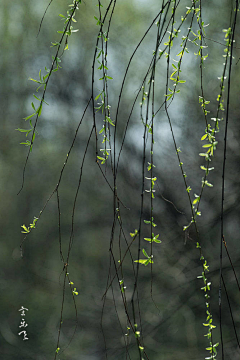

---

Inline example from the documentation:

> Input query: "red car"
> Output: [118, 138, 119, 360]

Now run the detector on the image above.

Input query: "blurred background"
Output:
[1, 0, 240, 359]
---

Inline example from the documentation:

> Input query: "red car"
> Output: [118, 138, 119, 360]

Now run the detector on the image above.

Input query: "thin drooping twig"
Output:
[37, 0, 55, 37]
[223, 236, 240, 292]
[20, 97, 91, 256]
[219, 3, 238, 357]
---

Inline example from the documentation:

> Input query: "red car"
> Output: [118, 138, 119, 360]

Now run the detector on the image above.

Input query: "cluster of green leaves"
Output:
[94, 11, 114, 165]
[125, 323, 144, 357]
[182, 22, 235, 359]
[95, 91, 114, 164]
[21, 216, 38, 234]
[135, 167, 161, 266]
[195, 26, 232, 209]
[188, 16, 209, 63]
[69, 281, 79, 296]
[199, 122, 219, 161]
[162, 4, 221, 357]
[196, 243, 219, 359]
[119, 279, 126, 293]
[198, 26, 233, 177]
[139, 87, 148, 107]
[140, 86, 154, 136]
[165, 32, 187, 101]
[145, 176, 157, 199]
[134, 248, 154, 267]
[183, 26, 231, 233]
[16, 0, 81, 151]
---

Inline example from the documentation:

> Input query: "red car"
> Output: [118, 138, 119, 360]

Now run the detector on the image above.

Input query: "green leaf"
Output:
[144, 237, 152, 242]
[134, 259, 153, 266]
[205, 181, 213, 187]
[95, 92, 103, 101]
[33, 94, 41, 101]
[177, 50, 184, 57]
[21, 224, 30, 233]
[51, 42, 60, 47]
[97, 156, 106, 164]
[134, 259, 148, 265]
[193, 197, 200, 205]
[142, 248, 148, 257]
[20, 140, 31, 147]
[73, 288, 78, 295]
[202, 144, 212, 148]
[36, 104, 42, 116]
[29, 77, 42, 84]
[165, 93, 172, 101]
[106, 116, 115, 126]
[144, 259, 151, 266]
[201, 134, 208, 140]
[24, 113, 36, 121]
[170, 71, 177, 79]
[130, 229, 138, 237]
[43, 73, 49, 81]
[16, 128, 32, 134]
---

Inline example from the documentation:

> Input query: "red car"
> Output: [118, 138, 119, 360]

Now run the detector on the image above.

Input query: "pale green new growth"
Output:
[21, 217, 38, 234]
